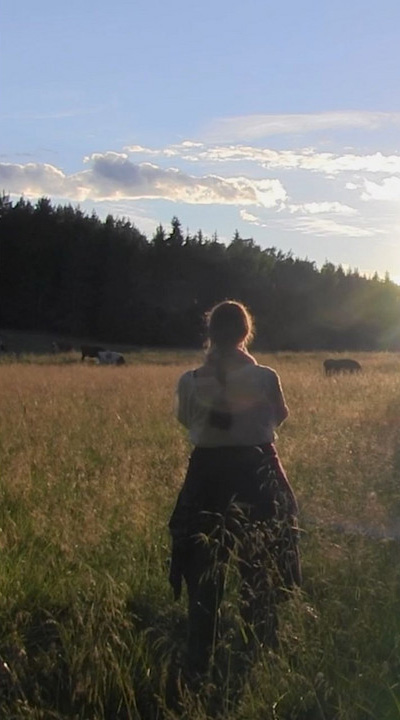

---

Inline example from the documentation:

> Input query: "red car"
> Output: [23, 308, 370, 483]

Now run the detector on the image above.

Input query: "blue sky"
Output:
[2, 0, 400, 280]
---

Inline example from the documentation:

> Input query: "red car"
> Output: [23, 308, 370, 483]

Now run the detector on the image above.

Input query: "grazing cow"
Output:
[323, 358, 362, 376]
[52, 340, 73, 353]
[81, 344, 105, 361]
[97, 350, 126, 365]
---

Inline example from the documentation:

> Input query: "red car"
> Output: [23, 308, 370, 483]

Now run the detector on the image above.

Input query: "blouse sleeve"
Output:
[262, 368, 289, 428]
[272, 370, 289, 426]
[174, 372, 193, 428]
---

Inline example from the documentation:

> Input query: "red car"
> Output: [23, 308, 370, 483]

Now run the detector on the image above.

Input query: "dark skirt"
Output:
[168, 444, 301, 601]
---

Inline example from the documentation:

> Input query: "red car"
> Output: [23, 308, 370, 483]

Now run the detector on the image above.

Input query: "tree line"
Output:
[1, 194, 400, 351]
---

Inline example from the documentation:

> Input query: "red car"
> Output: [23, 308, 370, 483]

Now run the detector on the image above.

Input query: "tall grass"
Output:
[0, 352, 399, 718]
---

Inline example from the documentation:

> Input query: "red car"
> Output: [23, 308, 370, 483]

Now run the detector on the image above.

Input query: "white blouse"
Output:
[175, 363, 288, 447]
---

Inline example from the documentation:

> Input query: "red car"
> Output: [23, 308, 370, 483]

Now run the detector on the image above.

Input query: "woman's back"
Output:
[176, 361, 288, 447]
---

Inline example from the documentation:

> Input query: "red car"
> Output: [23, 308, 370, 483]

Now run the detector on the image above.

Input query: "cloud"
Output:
[85, 153, 287, 207]
[289, 201, 358, 216]
[293, 216, 372, 238]
[361, 177, 400, 201]
[239, 200, 360, 233]
[0, 162, 72, 196]
[182, 144, 400, 176]
[126, 141, 400, 177]
[124, 141, 204, 161]
[125, 140, 204, 157]
[0, 153, 287, 209]
[120, 144, 161, 156]
[204, 111, 400, 142]
[240, 209, 262, 224]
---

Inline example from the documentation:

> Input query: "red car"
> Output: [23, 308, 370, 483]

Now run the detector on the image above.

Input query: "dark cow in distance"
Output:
[324, 358, 362, 376]
[81, 344, 105, 361]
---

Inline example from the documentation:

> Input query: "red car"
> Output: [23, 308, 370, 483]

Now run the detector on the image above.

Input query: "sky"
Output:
[2, 0, 400, 281]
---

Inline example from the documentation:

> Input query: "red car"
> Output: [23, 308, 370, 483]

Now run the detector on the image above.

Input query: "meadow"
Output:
[0, 349, 399, 719]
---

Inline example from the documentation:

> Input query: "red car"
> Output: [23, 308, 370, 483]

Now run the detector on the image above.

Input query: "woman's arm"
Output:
[266, 369, 289, 427]
[174, 372, 193, 428]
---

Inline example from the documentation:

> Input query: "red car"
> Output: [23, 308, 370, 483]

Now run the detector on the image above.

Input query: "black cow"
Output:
[81, 344, 105, 361]
[323, 358, 362, 376]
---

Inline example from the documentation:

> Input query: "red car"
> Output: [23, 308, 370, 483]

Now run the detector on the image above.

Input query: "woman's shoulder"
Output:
[252, 363, 281, 384]
[256, 363, 278, 374]
[177, 367, 203, 390]
[178, 369, 195, 385]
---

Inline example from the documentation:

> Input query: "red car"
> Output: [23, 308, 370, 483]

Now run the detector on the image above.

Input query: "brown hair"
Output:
[206, 300, 255, 350]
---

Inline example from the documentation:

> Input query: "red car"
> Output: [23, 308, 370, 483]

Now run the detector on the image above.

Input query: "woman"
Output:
[168, 300, 301, 675]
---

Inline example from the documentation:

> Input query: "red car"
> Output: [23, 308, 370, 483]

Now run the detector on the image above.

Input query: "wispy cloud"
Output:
[125, 142, 400, 176]
[289, 201, 358, 216]
[204, 111, 400, 142]
[292, 216, 373, 238]
[240, 201, 367, 235]
[125, 141, 204, 159]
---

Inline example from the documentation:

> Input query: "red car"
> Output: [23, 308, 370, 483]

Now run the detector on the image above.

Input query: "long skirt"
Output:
[168, 444, 301, 674]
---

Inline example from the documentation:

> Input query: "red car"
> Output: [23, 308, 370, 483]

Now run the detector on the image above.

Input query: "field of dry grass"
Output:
[0, 350, 399, 718]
